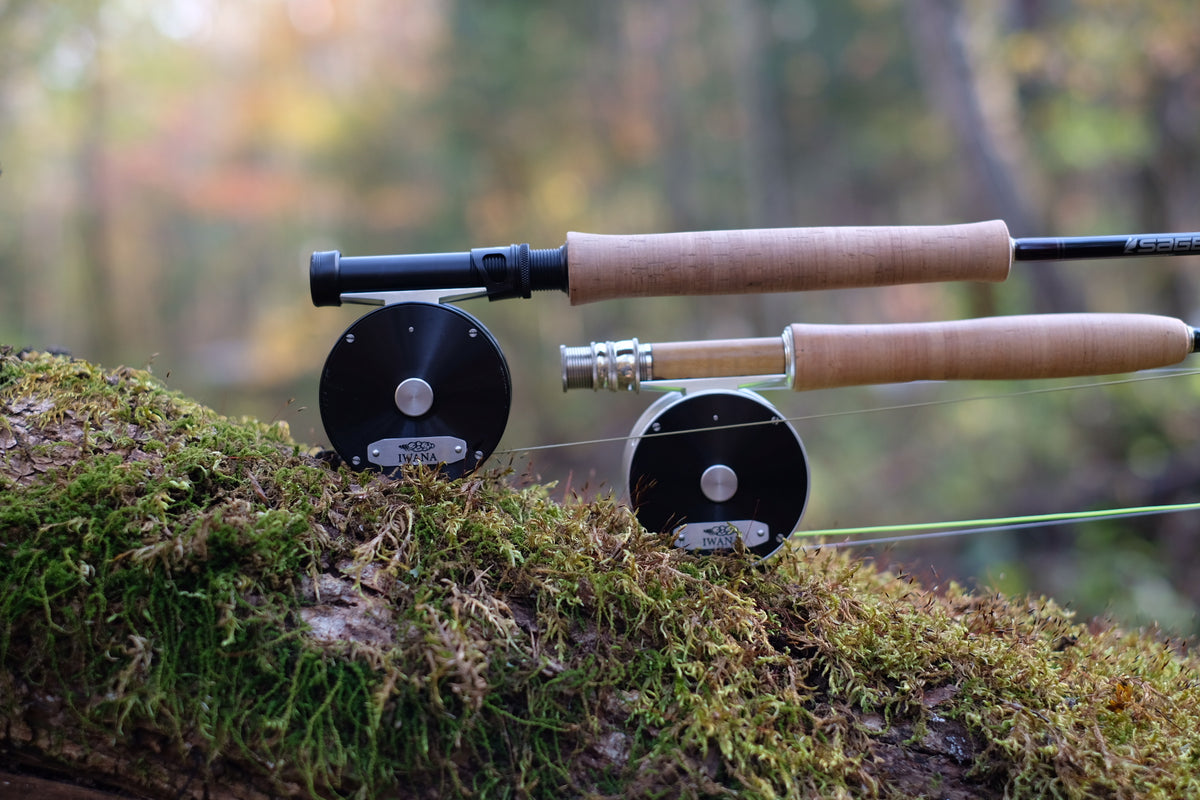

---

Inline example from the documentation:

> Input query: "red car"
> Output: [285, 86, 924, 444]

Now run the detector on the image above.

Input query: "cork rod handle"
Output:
[787, 314, 1195, 390]
[651, 338, 786, 381]
[566, 220, 1012, 305]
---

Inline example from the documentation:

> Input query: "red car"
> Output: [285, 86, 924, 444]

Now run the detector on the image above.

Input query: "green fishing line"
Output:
[795, 501, 1200, 540]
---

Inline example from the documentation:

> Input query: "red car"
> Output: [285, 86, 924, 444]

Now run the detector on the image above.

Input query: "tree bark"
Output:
[5, 348, 1200, 798]
[0, 769, 127, 800]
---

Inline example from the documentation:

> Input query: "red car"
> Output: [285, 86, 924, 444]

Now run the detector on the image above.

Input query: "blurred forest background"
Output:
[4, 0, 1200, 635]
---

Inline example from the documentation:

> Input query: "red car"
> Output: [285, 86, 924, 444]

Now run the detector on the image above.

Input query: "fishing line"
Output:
[496, 366, 1200, 457]
[790, 501, 1200, 550]
[495, 367, 1200, 550]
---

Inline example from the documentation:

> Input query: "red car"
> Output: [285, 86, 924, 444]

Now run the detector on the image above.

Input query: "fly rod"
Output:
[310, 221, 1200, 307]
[309, 221, 1200, 487]
[558, 313, 1199, 560]
[560, 313, 1199, 392]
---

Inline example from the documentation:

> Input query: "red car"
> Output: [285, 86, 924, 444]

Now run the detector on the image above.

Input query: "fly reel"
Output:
[561, 335, 808, 561]
[319, 301, 510, 479]
[563, 314, 1199, 560]
[622, 388, 809, 561]
[309, 244, 565, 478]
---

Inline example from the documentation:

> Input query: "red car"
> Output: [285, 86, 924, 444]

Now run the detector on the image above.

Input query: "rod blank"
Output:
[1014, 233, 1200, 261]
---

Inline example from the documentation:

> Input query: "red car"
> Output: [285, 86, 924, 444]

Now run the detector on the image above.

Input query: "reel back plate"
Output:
[319, 302, 511, 479]
[624, 389, 809, 560]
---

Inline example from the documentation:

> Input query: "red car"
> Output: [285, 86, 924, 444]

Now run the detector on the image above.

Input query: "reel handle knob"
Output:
[565, 220, 1012, 305]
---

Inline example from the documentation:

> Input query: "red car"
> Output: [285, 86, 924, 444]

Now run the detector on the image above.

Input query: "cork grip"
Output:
[787, 314, 1195, 390]
[652, 337, 786, 380]
[565, 220, 1012, 305]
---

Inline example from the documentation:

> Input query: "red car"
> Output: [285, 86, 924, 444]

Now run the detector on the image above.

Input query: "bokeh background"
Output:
[4, 0, 1200, 634]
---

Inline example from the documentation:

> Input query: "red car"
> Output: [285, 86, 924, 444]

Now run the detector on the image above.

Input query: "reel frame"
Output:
[622, 386, 810, 562]
[316, 286, 512, 480]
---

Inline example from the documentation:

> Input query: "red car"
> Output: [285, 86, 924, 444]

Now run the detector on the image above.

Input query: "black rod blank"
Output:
[1014, 233, 1200, 261]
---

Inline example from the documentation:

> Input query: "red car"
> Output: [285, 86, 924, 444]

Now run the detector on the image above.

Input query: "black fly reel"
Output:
[318, 302, 511, 479]
[310, 242, 568, 479]
[623, 389, 810, 561]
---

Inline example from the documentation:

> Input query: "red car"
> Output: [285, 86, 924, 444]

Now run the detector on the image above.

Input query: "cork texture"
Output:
[787, 314, 1193, 390]
[566, 220, 1012, 304]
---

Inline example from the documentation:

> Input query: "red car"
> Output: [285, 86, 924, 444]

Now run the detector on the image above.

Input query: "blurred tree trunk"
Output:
[655, 0, 705, 232]
[0, 0, 39, 74]
[0, 0, 44, 344]
[904, 0, 1083, 315]
[76, 6, 119, 362]
[1140, 73, 1200, 321]
[730, 0, 792, 229]
[730, 0, 797, 331]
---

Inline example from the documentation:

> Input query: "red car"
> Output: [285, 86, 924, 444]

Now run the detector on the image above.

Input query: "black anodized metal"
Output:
[626, 390, 808, 561]
[1014, 233, 1200, 261]
[309, 244, 568, 306]
[318, 302, 511, 479]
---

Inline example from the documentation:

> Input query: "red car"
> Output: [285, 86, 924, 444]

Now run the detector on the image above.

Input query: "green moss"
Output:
[4, 346, 1200, 798]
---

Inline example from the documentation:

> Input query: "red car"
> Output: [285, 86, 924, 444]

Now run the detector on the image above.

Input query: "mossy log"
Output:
[2, 346, 1199, 799]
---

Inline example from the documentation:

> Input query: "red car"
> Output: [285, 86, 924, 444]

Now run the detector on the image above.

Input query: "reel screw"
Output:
[345, 333, 356, 343]
[468, 328, 478, 338]
[408, 326, 415, 333]
[651, 422, 661, 432]
[351, 455, 361, 466]
[474, 450, 483, 461]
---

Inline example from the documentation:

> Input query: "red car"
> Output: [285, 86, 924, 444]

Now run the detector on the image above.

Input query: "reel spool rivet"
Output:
[700, 464, 738, 503]
[395, 377, 435, 417]
[408, 326, 414, 333]
[372, 448, 380, 457]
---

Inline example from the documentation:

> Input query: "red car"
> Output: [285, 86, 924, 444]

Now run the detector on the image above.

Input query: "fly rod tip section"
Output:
[1013, 232, 1200, 262]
